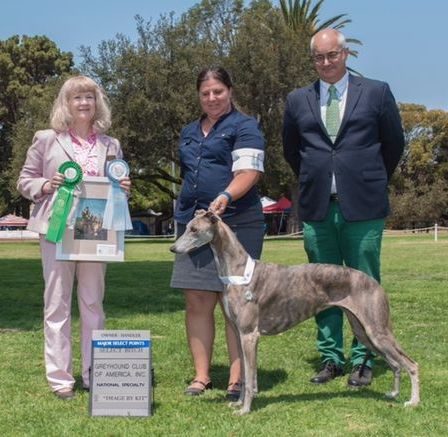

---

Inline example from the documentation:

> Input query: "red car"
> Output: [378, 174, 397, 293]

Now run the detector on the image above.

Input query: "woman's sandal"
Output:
[184, 379, 213, 396]
[226, 381, 242, 401]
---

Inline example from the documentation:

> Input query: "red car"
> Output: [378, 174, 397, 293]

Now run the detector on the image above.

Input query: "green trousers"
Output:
[303, 201, 385, 368]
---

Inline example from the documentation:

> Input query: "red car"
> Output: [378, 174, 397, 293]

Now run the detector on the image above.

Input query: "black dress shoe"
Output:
[348, 365, 373, 388]
[310, 362, 344, 384]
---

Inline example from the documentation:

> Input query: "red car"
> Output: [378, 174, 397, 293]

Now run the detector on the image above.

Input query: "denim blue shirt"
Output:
[175, 108, 265, 224]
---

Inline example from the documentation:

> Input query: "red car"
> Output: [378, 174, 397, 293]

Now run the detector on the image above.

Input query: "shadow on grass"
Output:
[203, 366, 396, 412]
[205, 364, 288, 392]
[249, 387, 395, 412]
[0, 258, 183, 331]
[204, 362, 392, 409]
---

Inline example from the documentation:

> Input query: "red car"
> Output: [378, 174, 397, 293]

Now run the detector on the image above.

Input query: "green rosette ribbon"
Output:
[45, 161, 83, 243]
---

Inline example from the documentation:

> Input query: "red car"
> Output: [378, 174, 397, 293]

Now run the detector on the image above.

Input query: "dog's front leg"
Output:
[228, 323, 244, 408]
[236, 330, 259, 415]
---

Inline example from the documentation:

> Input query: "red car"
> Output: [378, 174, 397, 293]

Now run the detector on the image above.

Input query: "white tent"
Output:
[260, 196, 276, 208]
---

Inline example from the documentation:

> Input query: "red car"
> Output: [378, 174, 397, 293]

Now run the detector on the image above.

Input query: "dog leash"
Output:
[219, 256, 255, 285]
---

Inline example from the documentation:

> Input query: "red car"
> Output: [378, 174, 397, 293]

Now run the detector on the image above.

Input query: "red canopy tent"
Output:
[0, 214, 28, 228]
[262, 197, 292, 234]
[262, 196, 292, 214]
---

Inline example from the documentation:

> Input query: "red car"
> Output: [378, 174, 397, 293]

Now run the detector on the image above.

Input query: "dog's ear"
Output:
[205, 210, 220, 224]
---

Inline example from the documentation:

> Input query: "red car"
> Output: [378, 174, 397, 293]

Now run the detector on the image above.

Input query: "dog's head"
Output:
[169, 209, 221, 254]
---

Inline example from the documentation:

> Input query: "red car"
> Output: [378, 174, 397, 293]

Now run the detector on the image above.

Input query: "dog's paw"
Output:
[404, 398, 419, 407]
[233, 407, 250, 416]
[228, 399, 242, 408]
[385, 390, 399, 400]
[232, 399, 243, 406]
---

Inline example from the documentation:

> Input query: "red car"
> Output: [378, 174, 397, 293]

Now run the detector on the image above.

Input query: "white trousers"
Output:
[40, 237, 106, 391]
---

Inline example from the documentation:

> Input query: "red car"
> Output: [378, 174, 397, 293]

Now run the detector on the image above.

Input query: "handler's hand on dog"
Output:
[209, 194, 229, 215]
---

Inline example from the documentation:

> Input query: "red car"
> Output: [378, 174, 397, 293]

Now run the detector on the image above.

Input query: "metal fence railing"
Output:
[1, 224, 447, 241]
[264, 224, 448, 241]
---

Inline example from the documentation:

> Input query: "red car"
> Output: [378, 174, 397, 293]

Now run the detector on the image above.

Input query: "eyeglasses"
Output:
[312, 49, 345, 64]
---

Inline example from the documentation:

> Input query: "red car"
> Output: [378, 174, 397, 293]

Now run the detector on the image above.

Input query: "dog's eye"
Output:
[190, 226, 197, 233]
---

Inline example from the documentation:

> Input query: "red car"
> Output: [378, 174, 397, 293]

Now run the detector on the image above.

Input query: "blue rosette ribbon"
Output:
[103, 159, 133, 231]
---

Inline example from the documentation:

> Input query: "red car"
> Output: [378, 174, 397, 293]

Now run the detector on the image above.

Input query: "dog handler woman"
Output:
[17, 76, 130, 400]
[170, 67, 265, 398]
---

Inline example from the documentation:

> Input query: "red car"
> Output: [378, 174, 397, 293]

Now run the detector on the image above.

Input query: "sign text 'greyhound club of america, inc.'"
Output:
[90, 330, 152, 417]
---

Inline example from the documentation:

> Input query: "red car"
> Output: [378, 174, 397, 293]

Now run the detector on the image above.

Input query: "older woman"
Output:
[17, 76, 130, 400]
[171, 67, 265, 399]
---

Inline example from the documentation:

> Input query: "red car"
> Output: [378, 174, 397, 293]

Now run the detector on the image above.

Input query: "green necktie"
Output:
[326, 85, 340, 141]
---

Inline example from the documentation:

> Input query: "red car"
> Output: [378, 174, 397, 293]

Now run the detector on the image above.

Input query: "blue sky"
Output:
[1, 0, 446, 110]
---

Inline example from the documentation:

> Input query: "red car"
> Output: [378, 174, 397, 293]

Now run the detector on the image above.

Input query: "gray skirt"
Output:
[170, 204, 265, 292]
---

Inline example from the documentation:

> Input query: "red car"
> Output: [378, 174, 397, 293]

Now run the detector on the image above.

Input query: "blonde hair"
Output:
[50, 75, 112, 133]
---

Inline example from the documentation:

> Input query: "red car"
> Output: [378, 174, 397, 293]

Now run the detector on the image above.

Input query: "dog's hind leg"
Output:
[386, 367, 401, 401]
[374, 338, 420, 406]
[343, 309, 377, 353]
[343, 309, 419, 406]
[236, 330, 260, 415]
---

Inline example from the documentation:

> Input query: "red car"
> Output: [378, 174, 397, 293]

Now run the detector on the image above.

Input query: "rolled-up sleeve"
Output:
[232, 118, 265, 172]
[231, 148, 264, 172]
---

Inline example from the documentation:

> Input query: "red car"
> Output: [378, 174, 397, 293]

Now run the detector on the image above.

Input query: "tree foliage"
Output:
[0, 35, 73, 214]
[280, 0, 349, 33]
[227, 1, 314, 198]
[389, 104, 448, 227]
[8, 78, 68, 216]
[79, 15, 211, 210]
[5, 2, 448, 228]
[78, 0, 318, 214]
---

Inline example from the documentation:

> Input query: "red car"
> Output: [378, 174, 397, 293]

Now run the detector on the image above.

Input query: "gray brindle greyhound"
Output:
[170, 210, 420, 415]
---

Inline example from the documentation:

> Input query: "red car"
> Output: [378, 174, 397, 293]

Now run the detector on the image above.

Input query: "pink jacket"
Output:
[17, 129, 123, 234]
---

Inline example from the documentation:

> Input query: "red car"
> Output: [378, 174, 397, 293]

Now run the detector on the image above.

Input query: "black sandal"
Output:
[184, 379, 213, 396]
[226, 381, 241, 401]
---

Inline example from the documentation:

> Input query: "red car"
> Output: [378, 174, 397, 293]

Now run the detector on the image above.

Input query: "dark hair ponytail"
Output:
[196, 66, 233, 91]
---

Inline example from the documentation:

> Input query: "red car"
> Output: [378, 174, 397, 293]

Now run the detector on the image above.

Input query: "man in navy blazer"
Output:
[283, 29, 404, 387]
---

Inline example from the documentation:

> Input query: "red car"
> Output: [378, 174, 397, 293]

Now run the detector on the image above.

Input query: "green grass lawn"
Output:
[0, 235, 447, 436]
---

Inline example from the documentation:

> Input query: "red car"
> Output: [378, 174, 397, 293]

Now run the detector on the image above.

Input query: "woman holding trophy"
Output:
[17, 76, 131, 400]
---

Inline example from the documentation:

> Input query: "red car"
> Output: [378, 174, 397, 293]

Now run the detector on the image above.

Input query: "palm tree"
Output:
[279, 0, 362, 59]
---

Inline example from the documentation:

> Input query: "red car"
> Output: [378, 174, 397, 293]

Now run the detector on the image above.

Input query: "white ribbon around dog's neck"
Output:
[219, 256, 255, 285]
